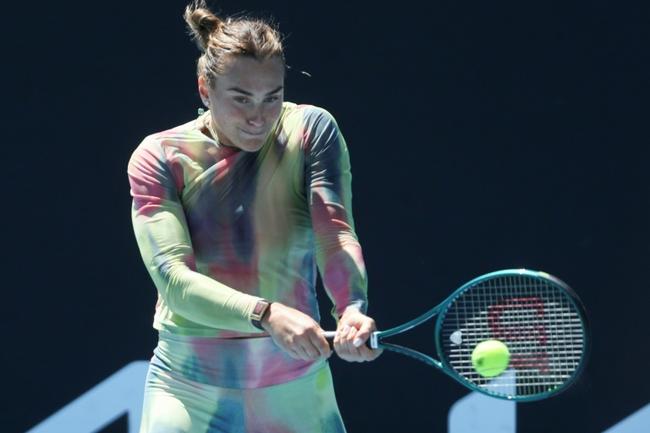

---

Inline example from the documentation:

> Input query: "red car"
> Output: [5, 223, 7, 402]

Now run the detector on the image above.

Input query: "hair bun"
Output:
[184, 1, 223, 51]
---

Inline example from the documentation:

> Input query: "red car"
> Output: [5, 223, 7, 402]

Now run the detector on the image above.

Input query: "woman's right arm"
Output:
[127, 138, 262, 333]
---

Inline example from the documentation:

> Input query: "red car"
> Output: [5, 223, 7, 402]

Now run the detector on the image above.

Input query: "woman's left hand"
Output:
[333, 307, 383, 362]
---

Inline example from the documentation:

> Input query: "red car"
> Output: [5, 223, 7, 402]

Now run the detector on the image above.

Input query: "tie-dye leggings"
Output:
[139, 348, 347, 433]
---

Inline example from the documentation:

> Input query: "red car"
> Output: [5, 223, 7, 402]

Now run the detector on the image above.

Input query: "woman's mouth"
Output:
[240, 128, 266, 137]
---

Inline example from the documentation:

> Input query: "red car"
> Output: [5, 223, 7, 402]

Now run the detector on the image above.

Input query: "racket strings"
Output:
[440, 274, 586, 399]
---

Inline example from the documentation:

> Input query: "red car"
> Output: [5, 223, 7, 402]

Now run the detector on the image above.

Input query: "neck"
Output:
[201, 111, 221, 146]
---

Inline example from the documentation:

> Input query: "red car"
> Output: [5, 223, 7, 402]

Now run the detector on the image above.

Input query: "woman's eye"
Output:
[234, 97, 250, 104]
[265, 96, 279, 103]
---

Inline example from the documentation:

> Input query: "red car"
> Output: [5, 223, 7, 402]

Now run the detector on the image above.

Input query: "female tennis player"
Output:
[127, 1, 381, 431]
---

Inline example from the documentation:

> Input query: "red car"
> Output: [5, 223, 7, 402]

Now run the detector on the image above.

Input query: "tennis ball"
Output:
[471, 339, 510, 377]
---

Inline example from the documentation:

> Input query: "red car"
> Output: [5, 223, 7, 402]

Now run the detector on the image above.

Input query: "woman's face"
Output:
[199, 55, 285, 152]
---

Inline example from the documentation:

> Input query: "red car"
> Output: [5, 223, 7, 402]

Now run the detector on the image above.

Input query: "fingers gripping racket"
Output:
[325, 269, 588, 401]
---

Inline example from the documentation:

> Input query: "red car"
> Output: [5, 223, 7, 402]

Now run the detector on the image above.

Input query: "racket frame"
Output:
[364, 269, 589, 401]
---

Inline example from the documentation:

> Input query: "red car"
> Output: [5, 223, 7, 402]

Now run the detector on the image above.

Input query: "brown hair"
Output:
[184, 1, 285, 87]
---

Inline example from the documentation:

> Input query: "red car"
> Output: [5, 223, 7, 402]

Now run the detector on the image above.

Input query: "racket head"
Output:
[435, 269, 588, 401]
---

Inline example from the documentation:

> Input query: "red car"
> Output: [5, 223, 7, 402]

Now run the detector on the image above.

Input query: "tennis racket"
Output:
[324, 269, 588, 401]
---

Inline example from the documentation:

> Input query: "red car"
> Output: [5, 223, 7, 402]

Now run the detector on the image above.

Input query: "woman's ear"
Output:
[198, 75, 210, 107]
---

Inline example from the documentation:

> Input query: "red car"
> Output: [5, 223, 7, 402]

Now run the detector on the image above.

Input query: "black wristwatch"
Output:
[250, 299, 272, 330]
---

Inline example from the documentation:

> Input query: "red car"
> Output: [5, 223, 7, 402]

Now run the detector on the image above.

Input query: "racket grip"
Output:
[322, 331, 378, 349]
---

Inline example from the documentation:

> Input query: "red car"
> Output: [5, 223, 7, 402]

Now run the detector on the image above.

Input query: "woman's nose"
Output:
[247, 106, 264, 127]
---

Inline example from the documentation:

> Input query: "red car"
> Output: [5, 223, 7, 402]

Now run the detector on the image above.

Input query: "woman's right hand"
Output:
[261, 302, 332, 361]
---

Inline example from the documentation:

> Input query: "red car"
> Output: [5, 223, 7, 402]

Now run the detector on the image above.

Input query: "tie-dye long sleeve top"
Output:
[128, 102, 368, 338]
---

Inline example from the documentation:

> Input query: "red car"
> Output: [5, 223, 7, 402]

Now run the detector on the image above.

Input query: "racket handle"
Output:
[321, 331, 378, 349]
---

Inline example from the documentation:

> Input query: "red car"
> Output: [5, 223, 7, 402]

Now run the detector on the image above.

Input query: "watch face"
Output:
[251, 300, 271, 328]
[253, 300, 269, 318]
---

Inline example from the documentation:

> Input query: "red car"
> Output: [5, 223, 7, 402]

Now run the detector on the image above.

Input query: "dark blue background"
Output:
[4, 1, 649, 432]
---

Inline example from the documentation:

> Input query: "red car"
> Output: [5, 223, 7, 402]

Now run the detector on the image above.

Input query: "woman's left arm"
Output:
[306, 108, 381, 362]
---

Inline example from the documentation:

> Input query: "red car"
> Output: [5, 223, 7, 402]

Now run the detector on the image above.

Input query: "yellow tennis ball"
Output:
[471, 339, 510, 377]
